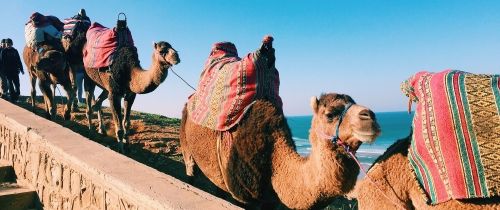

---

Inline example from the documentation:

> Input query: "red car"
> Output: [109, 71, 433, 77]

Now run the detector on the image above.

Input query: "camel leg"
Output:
[68, 64, 79, 111]
[61, 80, 74, 120]
[38, 80, 55, 119]
[108, 93, 125, 153]
[122, 93, 136, 145]
[84, 75, 96, 132]
[29, 73, 37, 112]
[93, 90, 108, 135]
[180, 106, 196, 177]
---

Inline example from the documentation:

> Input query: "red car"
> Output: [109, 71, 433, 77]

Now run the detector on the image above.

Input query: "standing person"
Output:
[0, 38, 24, 102]
[0, 39, 9, 99]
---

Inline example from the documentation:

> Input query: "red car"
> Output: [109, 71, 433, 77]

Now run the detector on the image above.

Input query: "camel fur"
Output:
[84, 42, 180, 152]
[180, 93, 381, 209]
[356, 136, 500, 210]
[62, 19, 90, 110]
[23, 33, 75, 120]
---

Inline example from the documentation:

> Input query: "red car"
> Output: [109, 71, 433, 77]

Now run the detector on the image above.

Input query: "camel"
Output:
[61, 17, 90, 110]
[356, 137, 500, 210]
[23, 33, 75, 120]
[84, 42, 180, 152]
[180, 93, 381, 209]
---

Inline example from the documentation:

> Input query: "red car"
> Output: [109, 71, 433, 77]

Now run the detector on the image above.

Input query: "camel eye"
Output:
[326, 113, 335, 122]
[159, 49, 168, 54]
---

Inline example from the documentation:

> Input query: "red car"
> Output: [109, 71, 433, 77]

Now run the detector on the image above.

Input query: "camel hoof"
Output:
[64, 112, 71, 120]
[98, 128, 106, 135]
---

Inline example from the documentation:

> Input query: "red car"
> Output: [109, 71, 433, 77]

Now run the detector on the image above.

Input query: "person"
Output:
[0, 38, 24, 102]
[0, 39, 9, 99]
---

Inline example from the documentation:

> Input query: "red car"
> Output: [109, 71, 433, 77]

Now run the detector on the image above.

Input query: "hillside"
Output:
[13, 96, 356, 210]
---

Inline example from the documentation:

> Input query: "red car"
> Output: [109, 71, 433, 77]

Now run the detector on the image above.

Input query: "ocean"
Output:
[287, 111, 414, 171]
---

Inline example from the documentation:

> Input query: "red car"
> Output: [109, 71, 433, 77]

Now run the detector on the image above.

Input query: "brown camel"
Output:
[84, 42, 180, 152]
[62, 17, 91, 110]
[356, 137, 500, 209]
[23, 33, 75, 120]
[180, 93, 381, 209]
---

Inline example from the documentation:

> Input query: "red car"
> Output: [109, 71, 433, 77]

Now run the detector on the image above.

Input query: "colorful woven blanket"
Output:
[83, 22, 134, 68]
[401, 70, 500, 204]
[187, 42, 282, 131]
[63, 18, 90, 38]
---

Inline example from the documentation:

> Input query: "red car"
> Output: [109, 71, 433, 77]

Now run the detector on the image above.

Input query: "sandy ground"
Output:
[13, 95, 357, 209]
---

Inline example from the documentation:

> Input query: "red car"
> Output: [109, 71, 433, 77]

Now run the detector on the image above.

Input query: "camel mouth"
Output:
[352, 130, 380, 143]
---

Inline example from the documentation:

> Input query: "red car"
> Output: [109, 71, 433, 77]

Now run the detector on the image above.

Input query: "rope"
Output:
[347, 151, 408, 210]
[170, 67, 196, 91]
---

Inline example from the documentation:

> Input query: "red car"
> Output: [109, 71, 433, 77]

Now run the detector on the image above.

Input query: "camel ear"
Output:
[310, 96, 319, 113]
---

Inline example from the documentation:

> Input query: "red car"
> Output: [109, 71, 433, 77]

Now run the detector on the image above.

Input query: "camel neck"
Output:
[128, 56, 169, 94]
[269, 128, 356, 209]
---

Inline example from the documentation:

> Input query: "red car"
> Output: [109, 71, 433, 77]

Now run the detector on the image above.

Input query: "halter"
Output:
[331, 103, 353, 146]
[315, 103, 407, 209]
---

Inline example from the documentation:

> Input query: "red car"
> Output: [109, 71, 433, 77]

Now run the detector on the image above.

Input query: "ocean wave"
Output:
[356, 149, 386, 154]
[292, 137, 309, 141]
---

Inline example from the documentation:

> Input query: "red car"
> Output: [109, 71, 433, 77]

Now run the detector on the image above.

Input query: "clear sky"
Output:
[2, 1, 500, 117]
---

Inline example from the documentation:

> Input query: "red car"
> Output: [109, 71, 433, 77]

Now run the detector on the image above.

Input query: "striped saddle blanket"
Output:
[401, 70, 500, 204]
[83, 22, 134, 68]
[63, 18, 90, 38]
[187, 42, 282, 131]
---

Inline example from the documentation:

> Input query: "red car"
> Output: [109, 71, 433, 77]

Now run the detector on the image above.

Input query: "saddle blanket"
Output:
[24, 13, 63, 48]
[402, 70, 500, 204]
[83, 22, 134, 68]
[63, 18, 91, 38]
[187, 42, 282, 131]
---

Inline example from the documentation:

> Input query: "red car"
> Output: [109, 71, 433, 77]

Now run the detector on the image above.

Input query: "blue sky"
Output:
[2, 1, 500, 117]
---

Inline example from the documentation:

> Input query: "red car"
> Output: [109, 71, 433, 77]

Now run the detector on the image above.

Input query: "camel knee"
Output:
[183, 153, 196, 177]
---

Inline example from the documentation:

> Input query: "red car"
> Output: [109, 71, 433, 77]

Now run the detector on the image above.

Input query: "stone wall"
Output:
[0, 99, 240, 210]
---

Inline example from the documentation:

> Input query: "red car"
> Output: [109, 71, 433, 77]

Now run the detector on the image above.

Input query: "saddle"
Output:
[83, 22, 134, 69]
[402, 70, 500, 204]
[62, 17, 91, 39]
[187, 42, 282, 131]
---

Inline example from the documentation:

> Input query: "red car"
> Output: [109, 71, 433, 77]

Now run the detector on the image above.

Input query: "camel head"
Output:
[36, 49, 67, 73]
[153, 41, 180, 67]
[310, 93, 380, 154]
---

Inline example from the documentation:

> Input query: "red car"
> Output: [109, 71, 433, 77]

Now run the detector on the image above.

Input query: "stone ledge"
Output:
[0, 99, 241, 210]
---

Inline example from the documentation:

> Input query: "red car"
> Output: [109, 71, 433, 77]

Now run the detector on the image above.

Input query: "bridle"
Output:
[315, 103, 353, 152]
[315, 103, 408, 210]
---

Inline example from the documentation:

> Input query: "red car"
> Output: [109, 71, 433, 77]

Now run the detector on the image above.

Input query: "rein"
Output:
[315, 103, 407, 210]
[159, 52, 196, 91]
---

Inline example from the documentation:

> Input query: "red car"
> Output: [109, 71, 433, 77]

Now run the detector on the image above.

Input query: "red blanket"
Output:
[187, 42, 282, 131]
[402, 70, 500, 204]
[83, 22, 134, 68]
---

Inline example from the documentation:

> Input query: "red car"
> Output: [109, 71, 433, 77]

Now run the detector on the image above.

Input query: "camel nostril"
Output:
[359, 109, 374, 120]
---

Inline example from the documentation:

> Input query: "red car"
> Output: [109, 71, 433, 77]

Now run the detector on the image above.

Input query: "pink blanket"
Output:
[83, 22, 134, 68]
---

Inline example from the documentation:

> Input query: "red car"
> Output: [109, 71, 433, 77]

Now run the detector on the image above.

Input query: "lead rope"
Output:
[346, 151, 408, 210]
[171, 67, 196, 91]
[159, 54, 196, 91]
